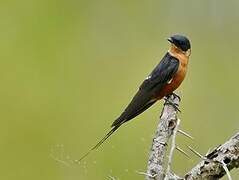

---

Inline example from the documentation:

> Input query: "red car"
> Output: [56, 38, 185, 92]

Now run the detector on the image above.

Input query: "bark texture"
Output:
[184, 132, 239, 180]
[146, 94, 239, 180]
[146, 94, 180, 180]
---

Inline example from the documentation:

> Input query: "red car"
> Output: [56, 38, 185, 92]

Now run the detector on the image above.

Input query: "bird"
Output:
[78, 34, 191, 162]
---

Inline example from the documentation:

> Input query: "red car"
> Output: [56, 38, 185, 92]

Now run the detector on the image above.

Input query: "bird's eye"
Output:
[172, 44, 179, 50]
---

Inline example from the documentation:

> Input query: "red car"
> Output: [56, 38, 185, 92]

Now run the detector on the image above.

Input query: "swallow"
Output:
[78, 34, 191, 161]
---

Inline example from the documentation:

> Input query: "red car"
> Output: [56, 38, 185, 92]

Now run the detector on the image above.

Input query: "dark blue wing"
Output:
[140, 52, 179, 91]
[112, 52, 179, 127]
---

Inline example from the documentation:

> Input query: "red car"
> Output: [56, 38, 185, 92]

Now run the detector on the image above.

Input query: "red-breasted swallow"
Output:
[79, 34, 191, 161]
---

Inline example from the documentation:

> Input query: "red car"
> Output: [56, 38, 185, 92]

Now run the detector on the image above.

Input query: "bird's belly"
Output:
[156, 66, 187, 99]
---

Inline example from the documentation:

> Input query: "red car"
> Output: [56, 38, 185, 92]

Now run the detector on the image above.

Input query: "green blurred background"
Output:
[1, 0, 239, 179]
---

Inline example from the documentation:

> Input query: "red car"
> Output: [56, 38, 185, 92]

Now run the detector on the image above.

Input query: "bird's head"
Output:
[167, 34, 191, 56]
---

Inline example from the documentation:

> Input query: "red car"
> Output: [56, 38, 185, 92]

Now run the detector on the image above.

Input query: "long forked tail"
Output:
[77, 124, 121, 162]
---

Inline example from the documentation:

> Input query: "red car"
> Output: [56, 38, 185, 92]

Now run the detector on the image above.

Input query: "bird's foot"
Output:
[164, 97, 181, 112]
[169, 92, 181, 101]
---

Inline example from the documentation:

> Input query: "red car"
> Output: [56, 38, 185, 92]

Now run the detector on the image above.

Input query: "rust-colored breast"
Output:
[156, 48, 189, 99]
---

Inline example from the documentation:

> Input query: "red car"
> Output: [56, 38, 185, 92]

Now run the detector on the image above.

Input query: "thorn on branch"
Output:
[178, 129, 194, 140]
[136, 171, 157, 178]
[176, 146, 190, 159]
[165, 119, 181, 179]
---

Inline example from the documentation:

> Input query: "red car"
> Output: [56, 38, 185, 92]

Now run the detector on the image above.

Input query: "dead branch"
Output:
[145, 94, 239, 180]
[146, 94, 180, 180]
[184, 132, 239, 180]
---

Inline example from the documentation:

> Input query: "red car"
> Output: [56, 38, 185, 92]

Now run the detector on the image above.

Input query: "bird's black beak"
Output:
[167, 37, 173, 43]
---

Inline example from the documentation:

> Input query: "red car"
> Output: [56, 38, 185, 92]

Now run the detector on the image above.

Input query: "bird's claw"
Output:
[164, 98, 181, 112]
[171, 92, 181, 101]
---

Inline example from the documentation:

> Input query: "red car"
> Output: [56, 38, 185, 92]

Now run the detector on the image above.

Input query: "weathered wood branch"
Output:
[145, 94, 239, 180]
[184, 132, 239, 180]
[146, 94, 180, 180]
